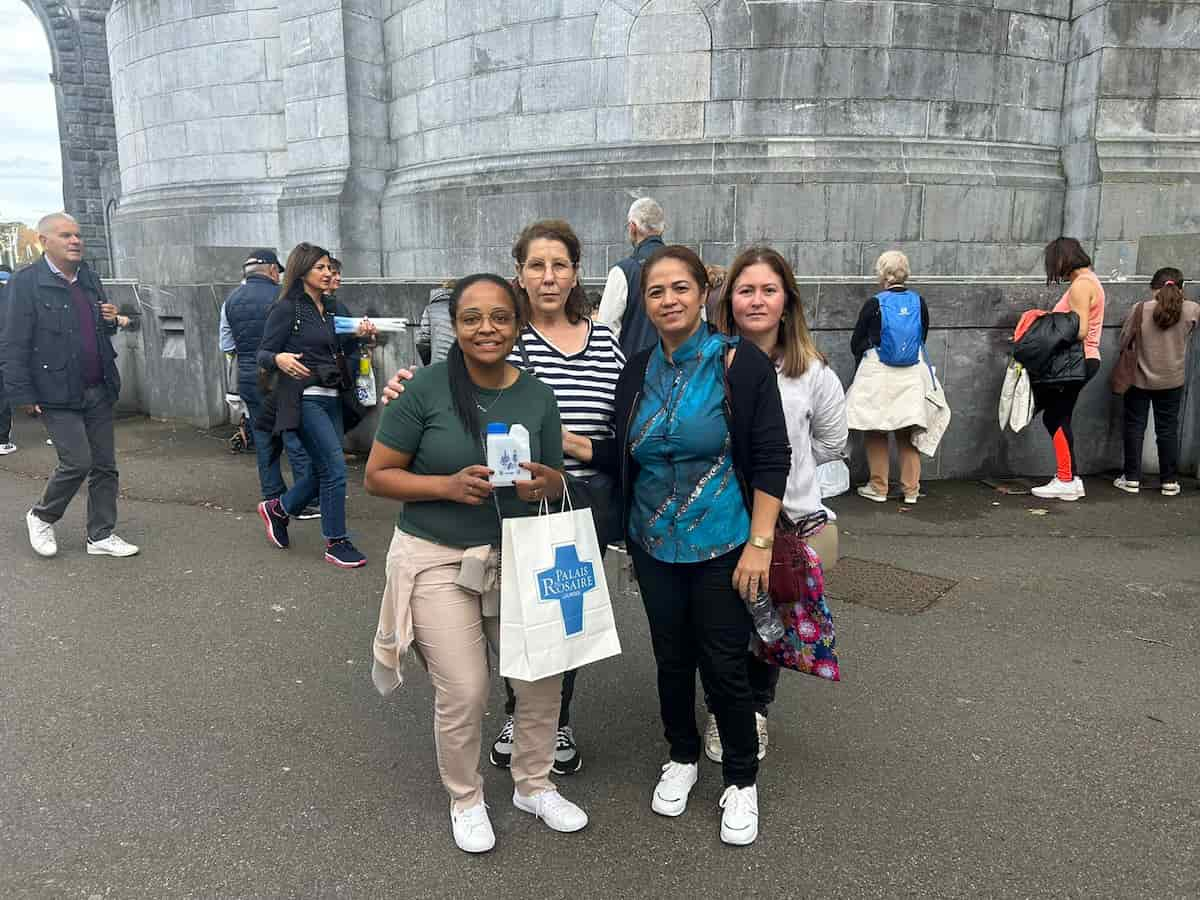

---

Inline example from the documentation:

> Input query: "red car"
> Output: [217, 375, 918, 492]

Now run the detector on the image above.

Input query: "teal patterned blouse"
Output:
[628, 327, 750, 563]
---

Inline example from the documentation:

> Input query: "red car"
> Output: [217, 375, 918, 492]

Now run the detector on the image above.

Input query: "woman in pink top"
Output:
[1113, 267, 1200, 497]
[1031, 238, 1106, 502]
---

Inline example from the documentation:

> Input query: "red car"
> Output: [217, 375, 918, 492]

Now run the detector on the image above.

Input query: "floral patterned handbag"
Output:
[752, 519, 840, 682]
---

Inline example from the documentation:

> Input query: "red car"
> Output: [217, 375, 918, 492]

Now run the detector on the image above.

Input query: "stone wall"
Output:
[106, 276, 1200, 481]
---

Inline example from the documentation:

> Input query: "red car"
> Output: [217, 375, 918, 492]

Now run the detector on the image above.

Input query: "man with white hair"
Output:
[598, 197, 667, 358]
[0, 212, 138, 558]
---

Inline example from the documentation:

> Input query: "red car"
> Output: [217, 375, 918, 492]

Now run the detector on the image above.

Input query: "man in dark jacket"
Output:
[597, 197, 667, 358]
[0, 213, 138, 558]
[220, 249, 312, 509]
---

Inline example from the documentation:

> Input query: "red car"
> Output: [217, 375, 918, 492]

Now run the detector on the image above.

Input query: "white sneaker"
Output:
[856, 484, 888, 503]
[1031, 477, 1085, 501]
[26, 509, 57, 557]
[1113, 476, 1140, 494]
[903, 492, 919, 505]
[755, 712, 768, 761]
[512, 788, 588, 833]
[86, 534, 140, 557]
[719, 784, 759, 846]
[651, 761, 699, 817]
[450, 800, 495, 853]
[1161, 482, 1181, 497]
[0, 442, 16, 455]
[703, 714, 723, 764]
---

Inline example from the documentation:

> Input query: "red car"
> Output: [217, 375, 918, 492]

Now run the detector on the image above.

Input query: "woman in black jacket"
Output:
[255, 242, 374, 568]
[565, 245, 789, 847]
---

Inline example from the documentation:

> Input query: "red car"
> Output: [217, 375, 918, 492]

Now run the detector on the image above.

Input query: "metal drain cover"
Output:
[824, 558, 957, 614]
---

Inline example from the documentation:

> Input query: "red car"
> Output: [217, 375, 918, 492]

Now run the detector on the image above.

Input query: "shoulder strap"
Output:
[516, 329, 532, 369]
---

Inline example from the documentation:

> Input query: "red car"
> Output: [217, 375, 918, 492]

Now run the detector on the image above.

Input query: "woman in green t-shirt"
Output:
[364, 273, 589, 854]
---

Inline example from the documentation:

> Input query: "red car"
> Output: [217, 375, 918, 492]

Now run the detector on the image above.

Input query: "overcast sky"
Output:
[0, 0, 64, 226]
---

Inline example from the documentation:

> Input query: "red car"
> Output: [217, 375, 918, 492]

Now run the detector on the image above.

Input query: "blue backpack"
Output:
[876, 289, 923, 367]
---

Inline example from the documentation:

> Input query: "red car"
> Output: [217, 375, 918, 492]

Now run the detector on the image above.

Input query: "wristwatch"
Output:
[748, 535, 774, 550]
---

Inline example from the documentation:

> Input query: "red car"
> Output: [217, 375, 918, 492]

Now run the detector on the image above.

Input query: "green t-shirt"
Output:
[374, 362, 564, 548]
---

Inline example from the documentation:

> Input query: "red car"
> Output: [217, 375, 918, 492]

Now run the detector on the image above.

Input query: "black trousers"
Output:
[1032, 359, 1100, 478]
[629, 543, 758, 788]
[1122, 386, 1184, 482]
[706, 653, 779, 717]
[0, 370, 11, 443]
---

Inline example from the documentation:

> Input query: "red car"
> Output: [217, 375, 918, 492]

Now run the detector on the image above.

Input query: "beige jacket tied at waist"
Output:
[371, 529, 499, 697]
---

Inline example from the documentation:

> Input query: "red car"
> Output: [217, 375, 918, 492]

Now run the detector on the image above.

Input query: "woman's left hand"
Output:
[516, 462, 563, 504]
[356, 317, 378, 341]
[733, 544, 772, 601]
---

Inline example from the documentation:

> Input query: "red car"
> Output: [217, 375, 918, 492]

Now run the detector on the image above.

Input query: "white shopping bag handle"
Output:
[537, 473, 574, 517]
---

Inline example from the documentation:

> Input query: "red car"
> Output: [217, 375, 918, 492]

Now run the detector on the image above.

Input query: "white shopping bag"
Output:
[499, 489, 622, 681]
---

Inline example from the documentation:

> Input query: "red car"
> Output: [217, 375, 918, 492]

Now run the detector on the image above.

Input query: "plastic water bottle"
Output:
[748, 591, 785, 643]
[355, 353, 377, 407]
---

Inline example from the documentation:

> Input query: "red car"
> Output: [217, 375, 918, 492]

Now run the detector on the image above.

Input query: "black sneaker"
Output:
[324, 538, 366, 569]
[552, 725, 582, 775]
[296, 504, 321, 520]
[489, 715, 514, 768]
[257, 498, 289, 549]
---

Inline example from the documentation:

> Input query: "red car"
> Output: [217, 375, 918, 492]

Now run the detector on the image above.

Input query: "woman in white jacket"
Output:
[704, 245, 848, 764]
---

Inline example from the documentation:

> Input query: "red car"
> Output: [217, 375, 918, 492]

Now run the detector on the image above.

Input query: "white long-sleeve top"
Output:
[779, 360, 848, 522]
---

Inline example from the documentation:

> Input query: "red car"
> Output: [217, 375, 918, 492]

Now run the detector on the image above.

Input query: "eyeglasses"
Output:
[522, 260, 575, 279]
[457, 310, 517, 330]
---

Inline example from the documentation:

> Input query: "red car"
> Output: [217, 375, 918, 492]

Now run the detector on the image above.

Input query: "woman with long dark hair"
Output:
[255, 242, 373, 567]
[703, 245, 846, 764]
[364, 274, 588, 854]
[1114, 267, 1199, 497]
[1031, 237, 1106, 501]
[568, 245, 791, 846]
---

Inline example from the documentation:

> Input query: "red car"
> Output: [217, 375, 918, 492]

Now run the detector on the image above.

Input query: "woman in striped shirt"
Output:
[381, 219, 624, 780]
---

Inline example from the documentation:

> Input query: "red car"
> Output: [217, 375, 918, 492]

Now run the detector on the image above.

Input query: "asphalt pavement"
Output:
[1, 416, 1198, 899]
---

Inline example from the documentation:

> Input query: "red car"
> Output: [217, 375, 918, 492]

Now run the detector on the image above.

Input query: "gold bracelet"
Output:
[748, 535, 774, 550]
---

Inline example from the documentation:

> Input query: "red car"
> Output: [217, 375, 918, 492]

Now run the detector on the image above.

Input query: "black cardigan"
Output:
[590, 330, 791, 540]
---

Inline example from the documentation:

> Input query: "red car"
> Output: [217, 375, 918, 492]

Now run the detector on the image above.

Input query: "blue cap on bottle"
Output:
[485, 422, 508, 434]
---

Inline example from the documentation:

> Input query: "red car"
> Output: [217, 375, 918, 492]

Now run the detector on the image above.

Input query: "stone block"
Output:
[741, 48, 823, 100]
[893, 4, 997, 55]
[347, 57, 387, 101]
[1100, 48, 1160, 99]
[825, 99, 927, 138]
[924, 186, 1014, 242]
[626, 52, 710, 105]
[345, 10, 385, 66]
[709, 0, 752, 50]
[597, 106, 634, 142]
[1067, 6, 1104, 61]
[789, 242, 861, 277]
[402, 0, 446, 53]
[1108, 3, 1200, 51]
[703, 100, 733, 137]
[592, 3, 635, 57]
[390, 48, 435, 96]
[1025, 59, 1065, 109]
[1006, 12, 1059, 61]
[1154, 99, 1200, 137]
[1061, 141, 1100, 185]
[1062, 101, 1096, 143]
[711, 50, 741, 101]
[604, 57, 627, 105]
[435, 35, 473, 81]
[507, 109, 596, 150]
[220, 113, 280, 151]
[648, 184, 736, 243]
[1156, 49, 1200, 98]
[416, 78, 470, 129]
[471, 68, 522, 117]
[185, 120, 223, 155]
[819, 48, 889, 101]
[1095, 98, 1154, 139]
[531, 14, 598, 64]
[731, 99, 823, 137]
[928, 102, 996, 141]
[521, 59, 602, 113]
[954, 53, 997, 104]
[824, 1, 892, 48]
[737, 184, 828, 242]
[628, 12, 711, 55]
[349, 93, 390, 139]
[746, 1, 823, 48]
[1010, 188, 1063, 242]
[994, 0, 1069, 17]
[473, 23, 532, 72]
[215, 39, 269, 85]
[632, 102, 704, 141]
[995, 105, 1060, 145]
[888, 49, 956, 102]
[383, 13, 406, 59]
[828, 183, 923, 243]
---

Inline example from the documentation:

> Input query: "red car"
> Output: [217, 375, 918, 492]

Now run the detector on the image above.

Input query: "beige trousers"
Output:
[864, 428, 921, 497]
[399, 534, 560, 811]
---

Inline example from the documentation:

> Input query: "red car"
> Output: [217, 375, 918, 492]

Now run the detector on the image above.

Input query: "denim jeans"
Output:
[243, 392, 310, 501]
[280, 394, 347, 540]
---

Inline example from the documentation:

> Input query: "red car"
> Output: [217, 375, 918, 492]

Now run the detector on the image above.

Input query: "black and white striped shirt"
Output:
[508, 321, 625, 477]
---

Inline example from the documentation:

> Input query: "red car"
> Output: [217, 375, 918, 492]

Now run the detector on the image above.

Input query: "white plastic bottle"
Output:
[486, 423, 531, 485]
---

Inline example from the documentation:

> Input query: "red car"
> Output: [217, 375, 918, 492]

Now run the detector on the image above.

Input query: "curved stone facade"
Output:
[106, 0, 285, 281]
[380, 0, 1068, 278]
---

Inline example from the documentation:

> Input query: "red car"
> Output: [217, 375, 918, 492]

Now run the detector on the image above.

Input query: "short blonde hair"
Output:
[875, 250, 910, 287]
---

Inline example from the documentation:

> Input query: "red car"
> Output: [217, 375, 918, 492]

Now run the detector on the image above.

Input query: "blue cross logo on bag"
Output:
[536, 544, 597, 637]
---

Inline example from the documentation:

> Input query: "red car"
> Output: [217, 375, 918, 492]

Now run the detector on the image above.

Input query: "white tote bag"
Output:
[499, 487, 622, 682]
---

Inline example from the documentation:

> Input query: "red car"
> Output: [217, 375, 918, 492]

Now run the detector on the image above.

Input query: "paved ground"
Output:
[1, 416, 1198, 899]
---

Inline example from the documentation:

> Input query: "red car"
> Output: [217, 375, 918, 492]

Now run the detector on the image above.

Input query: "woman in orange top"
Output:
[1031, 238, 1105, 502]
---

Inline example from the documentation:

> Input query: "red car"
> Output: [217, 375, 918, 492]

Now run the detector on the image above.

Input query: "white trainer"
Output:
[755, 712, 769, 761]
[719, 784, 759, 846]
[26, 509, 57, 558]
[1161, 482, 1181, 497]
[1113, 476, 1140, 494]
[86, 534, 140, 557]
[856, 484, 888, 503]
[450, 800, 495, 853]
[1031, 477, 1085, 501]
[703, 714, 723, 764]
[0, 442, 17, 455]
[512, 788, 588, 833]
[651, 761, 699, 817]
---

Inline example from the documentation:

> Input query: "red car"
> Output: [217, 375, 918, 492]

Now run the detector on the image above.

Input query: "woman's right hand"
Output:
[275, 352, 311, 378]
[444, 465, 494, 505]
[381, 368, 416, 405]
[562, 428, 594, 463]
